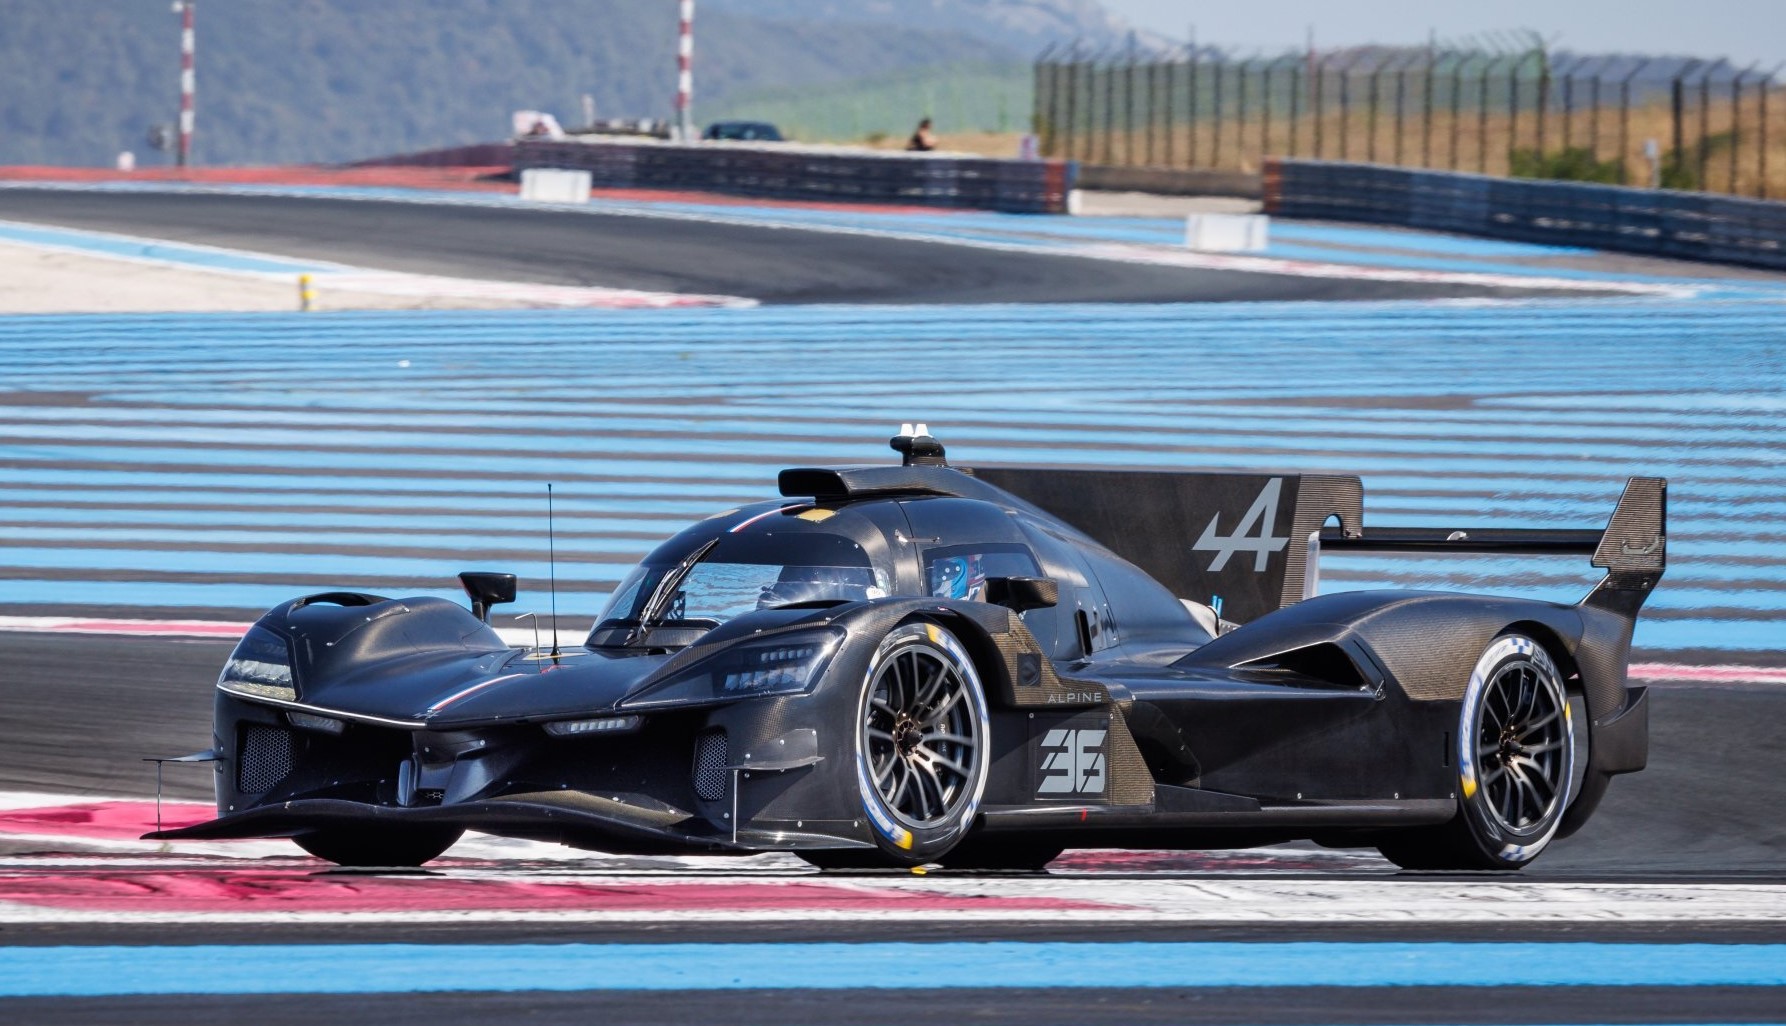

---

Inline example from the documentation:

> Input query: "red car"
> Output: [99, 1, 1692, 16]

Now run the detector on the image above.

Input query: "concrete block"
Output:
[520, 168, 593, 204]
[1185, 213, 1269, 252]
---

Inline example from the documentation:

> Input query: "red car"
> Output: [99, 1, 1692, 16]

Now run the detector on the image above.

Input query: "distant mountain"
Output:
[0, 0, 1139, 168]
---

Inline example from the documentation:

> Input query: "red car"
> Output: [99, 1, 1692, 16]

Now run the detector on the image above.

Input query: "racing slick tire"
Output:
[1378, 633, 1577, 871]
[809, 621, 991, 869]
[293, 825, 464, 867]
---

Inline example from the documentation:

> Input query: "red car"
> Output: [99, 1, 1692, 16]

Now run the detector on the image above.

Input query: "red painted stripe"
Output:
[0, 871, 1113, 914]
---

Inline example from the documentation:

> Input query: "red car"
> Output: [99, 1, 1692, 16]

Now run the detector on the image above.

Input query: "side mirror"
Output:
[459, 571, 517, 623]
[984, 576, 1058, 613]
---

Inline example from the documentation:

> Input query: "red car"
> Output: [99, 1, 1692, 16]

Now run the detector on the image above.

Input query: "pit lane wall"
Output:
[514, 138, 1076, 214]
[1264, 158, 1786, 271]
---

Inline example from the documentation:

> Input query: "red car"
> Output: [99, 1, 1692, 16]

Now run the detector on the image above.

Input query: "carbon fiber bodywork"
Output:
[151, 438, 1663, 865]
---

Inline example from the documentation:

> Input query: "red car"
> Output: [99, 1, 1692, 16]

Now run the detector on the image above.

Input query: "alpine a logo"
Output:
[1037, 728, 1107, 795]
[1193, 477, 1290, 572]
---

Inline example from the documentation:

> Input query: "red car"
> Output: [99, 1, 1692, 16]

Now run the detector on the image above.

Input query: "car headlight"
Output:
[622, 629, 844, 709]
[217, 625, 297, 701]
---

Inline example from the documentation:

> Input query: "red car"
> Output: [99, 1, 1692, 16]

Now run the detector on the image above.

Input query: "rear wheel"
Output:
[293, 825, 463, 867]
[819, 621, 990, 869]
[1378, 634, 1576, 871]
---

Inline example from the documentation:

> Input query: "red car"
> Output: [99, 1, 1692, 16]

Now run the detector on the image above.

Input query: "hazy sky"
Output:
[1100, 1, 1781, 67]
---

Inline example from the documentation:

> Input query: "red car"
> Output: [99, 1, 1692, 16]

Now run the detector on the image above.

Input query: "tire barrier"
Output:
[1265, 159, 1786, 271]
[349, 142, 517, 169]
[516, 139, 1077, 214]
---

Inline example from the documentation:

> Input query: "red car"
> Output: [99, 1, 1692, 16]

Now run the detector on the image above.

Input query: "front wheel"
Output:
[293, 825, 464, 867]
[1378, 634, 1577, 871]
[841, 621, 991, 868]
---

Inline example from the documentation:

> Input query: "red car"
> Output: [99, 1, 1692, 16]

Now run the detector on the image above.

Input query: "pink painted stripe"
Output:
[1630, 662, 1786, 685]
[66, 619, 247, 637]
[0, 801, 213, 840]
[0, 872, 1115, 914]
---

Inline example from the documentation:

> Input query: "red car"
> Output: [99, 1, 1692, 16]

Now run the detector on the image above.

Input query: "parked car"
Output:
[702, 121, 785, 142]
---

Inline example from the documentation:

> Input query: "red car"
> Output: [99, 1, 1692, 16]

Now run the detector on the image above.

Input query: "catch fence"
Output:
[1033, 47, 1783, 198]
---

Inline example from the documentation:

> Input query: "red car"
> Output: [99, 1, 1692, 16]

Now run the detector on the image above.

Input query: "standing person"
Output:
[906, 117, 937, 152]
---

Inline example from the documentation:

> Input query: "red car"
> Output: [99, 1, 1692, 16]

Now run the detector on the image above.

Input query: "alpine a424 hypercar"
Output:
[151, 429, 1665, 871]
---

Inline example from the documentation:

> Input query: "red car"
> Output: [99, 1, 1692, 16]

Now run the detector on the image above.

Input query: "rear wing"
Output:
[1318, 476, 1666, 616]
[968, 466, 1664, 625]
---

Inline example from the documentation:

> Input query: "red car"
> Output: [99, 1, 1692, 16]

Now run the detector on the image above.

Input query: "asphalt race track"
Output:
[0, 188, 1574, 305]
[1, 185, 1784, 1023]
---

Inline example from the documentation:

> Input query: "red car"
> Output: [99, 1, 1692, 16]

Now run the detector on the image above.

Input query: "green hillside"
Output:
[0, 0, 1079, 167]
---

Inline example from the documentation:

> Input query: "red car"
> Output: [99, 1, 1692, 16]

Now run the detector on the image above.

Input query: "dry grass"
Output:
[1044, 99, 1786, 198]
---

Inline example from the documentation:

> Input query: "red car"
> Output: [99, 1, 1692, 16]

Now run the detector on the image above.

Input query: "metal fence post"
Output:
[1699, 66, 1712, 191]
[1394, 54, 1412, 166]
[1289, 62, 1302, 157]
[1103, 56, 1117, 165]
[1366, 56, 1384, 164]
[1671, 72, 1687, 186]
[1536, 57, 1551, 159]
[1338, 59, 1352, 162]
[1732, 63, 1758, 194]
[1479, 57, 1494, 173]
[1212, 57, 1226, 167]
[1587, 60, 1604, 161]
[1561, 64, 1574, 152]
[1618, 58, 1649, 185]
[1237, 58, 1252, 169]
[1757, 67, 1771, 201]
[1757, 73, 1771, 200]
[1257, 58, 1271, 164]
[1188, 49, 1201, 166]
[1313, 54, 1326, 159]
[1424, 51, 1441, 168]
[1124, 54, 1137, 166]
[1509, 60, 1523, 173]
[1066, 54, 1082, 161]
[1157, 55, 1171, 167]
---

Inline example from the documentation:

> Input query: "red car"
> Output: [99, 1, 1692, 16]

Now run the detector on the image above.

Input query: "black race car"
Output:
[150, 429, 1664, 871]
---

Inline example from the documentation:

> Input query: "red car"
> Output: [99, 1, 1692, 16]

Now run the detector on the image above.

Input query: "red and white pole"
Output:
[676, 0, 694, 141]
[175, 0, 196, 168]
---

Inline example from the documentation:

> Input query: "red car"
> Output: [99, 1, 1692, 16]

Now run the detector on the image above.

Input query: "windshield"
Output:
[600, 562, 889, 625]
[598, 530, 890, 628]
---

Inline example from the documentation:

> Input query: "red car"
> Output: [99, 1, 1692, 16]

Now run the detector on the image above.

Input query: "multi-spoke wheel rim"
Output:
[863, 638, 981, 829]
[1474, 656, 1569, 835]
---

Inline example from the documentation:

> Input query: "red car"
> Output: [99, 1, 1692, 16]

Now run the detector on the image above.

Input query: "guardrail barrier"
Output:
[1266, 158, 1786, 270]
[515, 139, 1076, 214]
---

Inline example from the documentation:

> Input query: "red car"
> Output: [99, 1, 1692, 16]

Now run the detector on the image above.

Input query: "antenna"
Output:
[547, 483, 560, 658]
